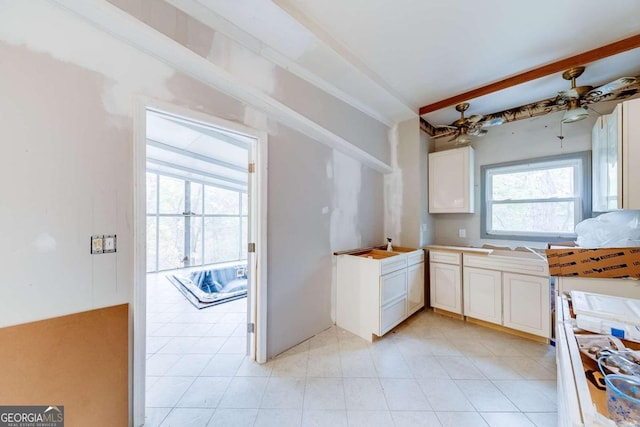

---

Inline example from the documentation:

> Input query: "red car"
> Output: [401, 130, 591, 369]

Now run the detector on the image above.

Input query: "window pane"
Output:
[158, 217, 185, 270]
[242, 193, 248, 216]
[146, 173, 157, 214]
[491, 202, 575, 234]
[205, 186, 239, 214]
[492, 166, 575, 200]
[146, 216, 157, 272]
[204, 217, 240, 264]
[241, 217, 248, 260]
[189, 217, 203, 266]
[159, 175, 185, 214]
[190, 183, 203, 214]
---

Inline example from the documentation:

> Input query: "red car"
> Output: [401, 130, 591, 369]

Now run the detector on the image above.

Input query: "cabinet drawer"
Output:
[407, 250, 425, 265]
[380, 296, 407, 335]
[429, 250, 460, 265]
[463, 254, 549, 276]
[381, 269, 407, 305]
[381, 256, 407, 275]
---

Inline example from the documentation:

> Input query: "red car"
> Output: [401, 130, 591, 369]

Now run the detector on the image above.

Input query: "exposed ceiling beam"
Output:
[146, 168, 247, 193]
[419, 33, 640, 116]
[147, 138, 248, 173]
[147, 158, 248, 186]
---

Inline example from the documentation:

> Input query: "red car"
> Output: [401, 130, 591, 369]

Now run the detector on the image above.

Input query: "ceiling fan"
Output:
[436, 102, 504, 144]
[556, 66, 637, 123]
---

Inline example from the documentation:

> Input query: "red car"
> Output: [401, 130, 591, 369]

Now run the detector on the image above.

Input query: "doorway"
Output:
[132, 102, 267, 426]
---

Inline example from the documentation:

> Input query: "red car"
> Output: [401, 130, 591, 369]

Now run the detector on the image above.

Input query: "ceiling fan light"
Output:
[561, 106, 589, 123]
[454, 132, 472, 145]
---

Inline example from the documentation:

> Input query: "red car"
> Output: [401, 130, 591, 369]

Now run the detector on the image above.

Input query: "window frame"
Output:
[480, 151, 591, 242]
[146, 171, 248, 272]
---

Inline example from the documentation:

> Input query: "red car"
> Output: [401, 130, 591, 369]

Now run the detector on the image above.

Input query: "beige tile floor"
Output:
[144, 273, 558, 427]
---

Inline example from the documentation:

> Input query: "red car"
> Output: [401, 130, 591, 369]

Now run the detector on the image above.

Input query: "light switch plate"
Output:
[91, 235, 104, 254]
[103, 235, 117, 253]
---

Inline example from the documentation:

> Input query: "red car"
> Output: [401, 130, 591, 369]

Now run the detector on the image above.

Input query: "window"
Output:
[481, 151, 591, 241]
[146, 172, 248, 272]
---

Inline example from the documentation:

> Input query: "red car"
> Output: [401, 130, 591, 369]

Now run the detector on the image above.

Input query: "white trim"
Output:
[131, 98, 269, 426]
[163, 0, 415, 127]
[51, 0, 393, 174]
[132, 98, 147, 427]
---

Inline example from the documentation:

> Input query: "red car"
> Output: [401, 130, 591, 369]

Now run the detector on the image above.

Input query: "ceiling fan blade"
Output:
[447, 131, 460, 142]
[436, 125, 458, 130]
[586, 76, 637, 100]
[480, 117, 504, 127]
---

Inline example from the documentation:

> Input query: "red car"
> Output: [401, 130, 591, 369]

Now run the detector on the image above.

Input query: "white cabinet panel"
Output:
[407, 262, 425, 316]
[463, 267, 502, 325]
[430, 262, 462, 314]
[381, 269, 407, 305]
[503, 273, 550, 338]
[380, 296, 408, 335]
[428, 146, 474, 213]
[592, 97, 640, 211]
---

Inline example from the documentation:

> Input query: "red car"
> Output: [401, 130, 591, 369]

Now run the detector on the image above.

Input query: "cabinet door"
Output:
[606, 105, 621, 210]
[430, 262, 462, 314]
[407, 262, 425, 316]
[592, 115, 610, 212]
[428, 146, 474, 213]
[463, 267, 502, 325]
[622, 98, 640, 209]
[503, 273, 550, 338]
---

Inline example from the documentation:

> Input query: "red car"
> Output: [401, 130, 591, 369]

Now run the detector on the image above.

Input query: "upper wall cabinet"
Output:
[592, 97, 640, 211]
[428, 146, 474, 213]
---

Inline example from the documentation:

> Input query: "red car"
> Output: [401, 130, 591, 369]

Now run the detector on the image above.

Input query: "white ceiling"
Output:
[186, 0, 640, 126]
[146, 110, 249, 192]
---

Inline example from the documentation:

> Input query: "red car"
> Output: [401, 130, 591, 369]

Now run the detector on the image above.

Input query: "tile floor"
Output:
[144, 273, 558, 427]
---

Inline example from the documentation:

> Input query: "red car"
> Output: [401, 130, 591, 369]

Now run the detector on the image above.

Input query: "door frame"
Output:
[132, 98, 268, 426]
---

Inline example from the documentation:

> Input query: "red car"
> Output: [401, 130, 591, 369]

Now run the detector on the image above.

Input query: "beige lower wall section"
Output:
[0, 304, 128, 427]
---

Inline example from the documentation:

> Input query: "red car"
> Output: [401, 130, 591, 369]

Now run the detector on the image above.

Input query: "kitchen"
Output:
[2, 1, 640, 426]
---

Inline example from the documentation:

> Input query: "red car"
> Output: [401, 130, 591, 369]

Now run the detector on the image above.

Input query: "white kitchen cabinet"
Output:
[336, 247, 424, 342]
[463, 266, 502, 325]
[428, 146, 474, 213]
[592, 97, 640, 211]
[407, 262, 425, 316]
[429, 250, 462, 314]
[503, 272, 550, 338]
[462, 251, 551, 339]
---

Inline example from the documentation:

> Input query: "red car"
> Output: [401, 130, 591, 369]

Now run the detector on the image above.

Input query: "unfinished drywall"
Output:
[393, 117, 435, 248]
[0, 0, 388, 365]
[106, 0, 391, 165]
[432, 109, 603, 248]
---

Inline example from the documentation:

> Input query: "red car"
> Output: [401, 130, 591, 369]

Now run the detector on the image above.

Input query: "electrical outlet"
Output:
[458, 228, 466, 238]
[103, 235, 117, 253]
[91, 235, 104, 254]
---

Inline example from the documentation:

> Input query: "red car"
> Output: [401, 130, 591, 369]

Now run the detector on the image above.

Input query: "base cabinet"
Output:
[503, 272, 550, 338]
[337, 248, 424, 342]
[407, 262, 425, 316]
[430, 261, 462, 314]
[463, 267, 502, 325]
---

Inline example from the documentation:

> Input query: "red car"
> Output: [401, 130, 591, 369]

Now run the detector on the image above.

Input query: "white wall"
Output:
[431, 104, 618, 249]
[0, 1, 389, 359]
[387, 117, 435, 249]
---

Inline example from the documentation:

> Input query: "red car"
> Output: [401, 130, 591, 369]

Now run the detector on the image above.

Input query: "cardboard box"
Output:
[545, 247, 640, 278]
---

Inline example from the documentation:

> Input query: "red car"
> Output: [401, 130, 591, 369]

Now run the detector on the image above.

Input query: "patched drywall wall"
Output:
[432, 109, 602, 248]
[0, 1, 388, 365]
[106, 0, 391, 165]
